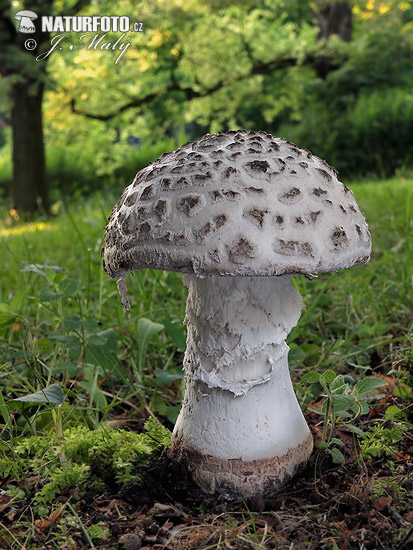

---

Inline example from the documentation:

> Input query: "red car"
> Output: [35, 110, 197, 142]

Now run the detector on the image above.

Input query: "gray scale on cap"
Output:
[244, 207, 270, 228]
[194, 214, 228, 244]
[103, 130, 371, 278]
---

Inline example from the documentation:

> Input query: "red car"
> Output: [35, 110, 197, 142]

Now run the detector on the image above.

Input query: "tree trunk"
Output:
[317, 2, 352, 42]
[11, 82, 49, 213]
[1, 0, 88, 215]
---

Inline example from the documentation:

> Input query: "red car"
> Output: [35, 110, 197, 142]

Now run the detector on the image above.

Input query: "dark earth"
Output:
[2, 413, 411, 550]
[1, 369, 412, 550]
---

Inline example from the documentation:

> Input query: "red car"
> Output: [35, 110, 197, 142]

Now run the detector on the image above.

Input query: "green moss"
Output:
[2, 419, 171, 512]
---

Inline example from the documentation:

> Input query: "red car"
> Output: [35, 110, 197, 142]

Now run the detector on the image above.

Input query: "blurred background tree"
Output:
[0, 0, 412, 214]
[0, 0, 89, 213]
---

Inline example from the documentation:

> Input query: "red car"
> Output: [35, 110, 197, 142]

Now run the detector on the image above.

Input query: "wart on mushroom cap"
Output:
[102, 130, 372, 498]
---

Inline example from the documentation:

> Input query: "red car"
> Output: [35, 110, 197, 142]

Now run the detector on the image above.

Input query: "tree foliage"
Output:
[1, 0, 412, 208]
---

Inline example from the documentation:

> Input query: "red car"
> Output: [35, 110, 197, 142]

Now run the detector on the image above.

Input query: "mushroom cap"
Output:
[15, 10, 38, 19]
[102, 130, 371, 278]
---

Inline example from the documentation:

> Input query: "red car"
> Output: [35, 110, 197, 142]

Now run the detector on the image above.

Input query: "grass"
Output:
[290, 177, 412, 378]
[0, 176, 412, 549]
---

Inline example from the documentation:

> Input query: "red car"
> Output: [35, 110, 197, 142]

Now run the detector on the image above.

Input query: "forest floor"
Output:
[0, 177, 412, 549]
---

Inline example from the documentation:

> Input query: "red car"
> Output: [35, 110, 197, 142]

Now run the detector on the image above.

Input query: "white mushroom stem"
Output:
[169, 275, 313, 497]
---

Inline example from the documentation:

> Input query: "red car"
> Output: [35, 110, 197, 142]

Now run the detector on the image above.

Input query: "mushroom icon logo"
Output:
[14, 10, 38, 33]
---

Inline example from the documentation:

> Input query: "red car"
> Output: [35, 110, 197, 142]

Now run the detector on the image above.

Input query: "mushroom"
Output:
[14, 10, 38, 33]
[102, 130, 371, 498]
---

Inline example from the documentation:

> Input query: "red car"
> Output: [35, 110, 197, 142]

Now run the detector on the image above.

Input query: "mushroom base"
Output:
[169, 431, 313, 498]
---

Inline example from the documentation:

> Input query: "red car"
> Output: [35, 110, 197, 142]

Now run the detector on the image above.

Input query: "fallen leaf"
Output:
[5, 509, 16, 522]
[373, 495, 392, 511]
[395, 452, 410, 461]
[35, 517, 51, 533]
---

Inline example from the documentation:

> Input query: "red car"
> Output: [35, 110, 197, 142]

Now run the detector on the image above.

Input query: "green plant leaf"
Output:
[164, 319, 186, 351]
[331, 394, 355, 412]
[344, 424, 366, 437]
[40, 278, 77, 302]
[0, 391, 9, 425]
[393, 385, 411, 400]
[322, 370, 336, 384]
[20, 262, 65, 278]
[308, 407, 324, 415]
[301, 372, 321, 384]
[331, 375, 345, 390]
[137, 318, 164, 373]
[0, 304, 18, 330]
[138, 318, 164, 345]
[80, 366, 107, 409]
[329, 447, 346, 465]
[354, 377, 387, 395]
[10, 289, 26, 311]
[351, 401, 370, 415]
[288, 344, 307, 363]
[330, 438, 345, 446]
[52, 272, 67, 284]
[332, 384, 348, 395]
[155, 369, 183, 386]
[165, 405, 180, 424]
[8, 384, 64, 409]
[85, 329, 118, 372]
[385, 405, 406, 420]
[87, 333, 109, 346]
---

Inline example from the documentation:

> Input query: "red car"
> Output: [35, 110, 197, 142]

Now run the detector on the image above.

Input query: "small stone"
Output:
[118, 533, 142, 550]
[148, 502, 187, 520]
[146, 523, 159, 535]
[309, 492, 323, 504]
